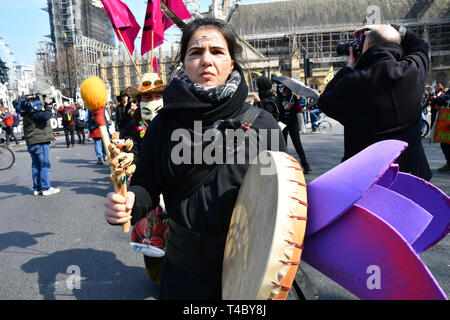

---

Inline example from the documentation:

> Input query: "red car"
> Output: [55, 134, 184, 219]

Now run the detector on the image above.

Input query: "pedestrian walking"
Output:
[0, 107, 20, 147]
[73, 103, 87, 144]
[58, 102, 76, 148]
[86, 108, 107, 164]
[277, 85, 311, 173]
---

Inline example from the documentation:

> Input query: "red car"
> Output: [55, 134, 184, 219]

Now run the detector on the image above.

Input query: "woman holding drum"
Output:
[104, 18, 287, 299]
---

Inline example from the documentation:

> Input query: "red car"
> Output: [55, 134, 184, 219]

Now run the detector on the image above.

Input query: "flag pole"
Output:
[151, 30, 154, 73]
[117, 29, 141, 78]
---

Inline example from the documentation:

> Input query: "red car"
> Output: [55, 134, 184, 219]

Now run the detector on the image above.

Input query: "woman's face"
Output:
[183, 27, 234, 87]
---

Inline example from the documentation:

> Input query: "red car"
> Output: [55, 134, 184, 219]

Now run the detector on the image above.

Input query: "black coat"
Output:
[128, 64, 286, 299]
[277, 94, 300, 125]
[73, 108, 86, 128]
[318, 28, 432, 181]
[120, 118, 145, 163]
[116, 101, 132, 132]
[255, 90, 280, 121]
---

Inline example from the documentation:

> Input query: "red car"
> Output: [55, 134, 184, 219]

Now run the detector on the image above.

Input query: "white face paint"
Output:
[140, 99, 163, 121]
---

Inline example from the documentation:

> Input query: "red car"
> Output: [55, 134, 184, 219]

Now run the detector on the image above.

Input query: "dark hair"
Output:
[256, 76, 273, 92]
[175, 17, 242, 66]
[133, 106, 142, 123]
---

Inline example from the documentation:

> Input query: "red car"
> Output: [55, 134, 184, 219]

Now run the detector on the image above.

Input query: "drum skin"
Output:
[222, 151, 308, 300]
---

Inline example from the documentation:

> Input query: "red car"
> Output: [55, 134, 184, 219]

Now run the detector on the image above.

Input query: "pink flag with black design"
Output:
[101, 0, 141, 55]
[141, 0, 165, 55]
[162, 0, 192, 30]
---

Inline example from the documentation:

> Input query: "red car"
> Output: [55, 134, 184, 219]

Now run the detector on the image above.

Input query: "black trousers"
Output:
[441, 142, 450, 163]
[63, 125, 75, 146]
[431, 109, 439, 129]
[75, 126, 85, 143]
[282, 121, 309, 167]
[4, 126, 19, 145]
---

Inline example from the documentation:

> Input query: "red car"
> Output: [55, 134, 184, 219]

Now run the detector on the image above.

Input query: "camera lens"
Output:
[336, 41, 363, 56]
[336, 42, 350, 56]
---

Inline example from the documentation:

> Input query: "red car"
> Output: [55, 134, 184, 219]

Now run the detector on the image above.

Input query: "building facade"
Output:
[99, 0, 450, 101]
[42, 0, 115, 99]
[226, 0, 450, 92]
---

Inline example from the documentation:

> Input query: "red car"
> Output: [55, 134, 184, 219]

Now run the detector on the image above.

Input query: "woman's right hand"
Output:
[104, 191, 135, 225]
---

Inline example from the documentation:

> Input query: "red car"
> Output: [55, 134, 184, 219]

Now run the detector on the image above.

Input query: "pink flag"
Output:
[141, 0, 164, 55]
[101, 0, 141, 55]
[162, 0, 192, 30]
[152, 57, 160, 76]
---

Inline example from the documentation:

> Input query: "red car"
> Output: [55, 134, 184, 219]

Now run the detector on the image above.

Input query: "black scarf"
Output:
[160, 63, 248, 126]
[181, 70, 241, 104]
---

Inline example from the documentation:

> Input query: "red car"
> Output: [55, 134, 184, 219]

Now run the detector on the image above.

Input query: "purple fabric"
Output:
[376, 164, 399, 188]
[304, 139, 449, 299]
[355, 184, 432, 245]
[388, 173, 450, 253]
[306, 140, 407, 236]
[302, 205, 447, 300]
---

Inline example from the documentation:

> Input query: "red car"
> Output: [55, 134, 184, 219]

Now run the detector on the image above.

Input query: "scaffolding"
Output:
[35, 41, 58, 93]
[74, 34, 114, 99]
[240, 18, 450, 69]
[42, 0, 115, 98]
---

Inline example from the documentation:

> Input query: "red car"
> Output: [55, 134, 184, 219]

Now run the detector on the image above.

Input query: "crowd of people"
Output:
[2, 16, 448, 299]
[102, 17, 450, 300]
[424, 82, 450, 172]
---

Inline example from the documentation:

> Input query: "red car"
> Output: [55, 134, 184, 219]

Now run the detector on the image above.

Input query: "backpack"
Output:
[260, 96, 280, 121]
[62, 109, 72, 124]
[87, 110, 99, 132]
[13, 115, 20, 127]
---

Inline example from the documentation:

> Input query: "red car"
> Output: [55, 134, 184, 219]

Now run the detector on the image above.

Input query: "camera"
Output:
[12, 94, 45, 114]
[336, 28, 371, 56]
[42, 95, 55, 106]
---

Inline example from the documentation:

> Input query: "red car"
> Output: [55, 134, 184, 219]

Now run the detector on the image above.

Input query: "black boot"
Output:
[302, 163, 311, 173]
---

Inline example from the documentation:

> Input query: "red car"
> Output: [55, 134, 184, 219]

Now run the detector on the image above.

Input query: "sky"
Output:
[0, 0, 269, 68]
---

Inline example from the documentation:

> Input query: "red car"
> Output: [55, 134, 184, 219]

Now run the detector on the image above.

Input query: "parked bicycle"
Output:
[300, 102, 332, 133]
[0, 144, 15, 170]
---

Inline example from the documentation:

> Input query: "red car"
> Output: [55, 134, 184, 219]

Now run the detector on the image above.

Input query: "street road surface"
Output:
[0, 121, 448, 300]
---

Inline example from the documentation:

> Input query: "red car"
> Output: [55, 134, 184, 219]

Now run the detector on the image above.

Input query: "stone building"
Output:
[98, 45, 170, 102]
[99, 0, 450, 100]
[43, 0, 115, 99]
[226, 0, 450, 92]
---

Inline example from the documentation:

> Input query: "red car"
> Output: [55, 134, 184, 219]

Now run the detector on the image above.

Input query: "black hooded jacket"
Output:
[128, 63, 286, 299]
[318, 28, 432, 181]
[255, 90, 280, 121]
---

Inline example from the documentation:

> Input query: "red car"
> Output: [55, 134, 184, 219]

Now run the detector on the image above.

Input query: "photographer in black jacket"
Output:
[318, 24, 432, 181]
